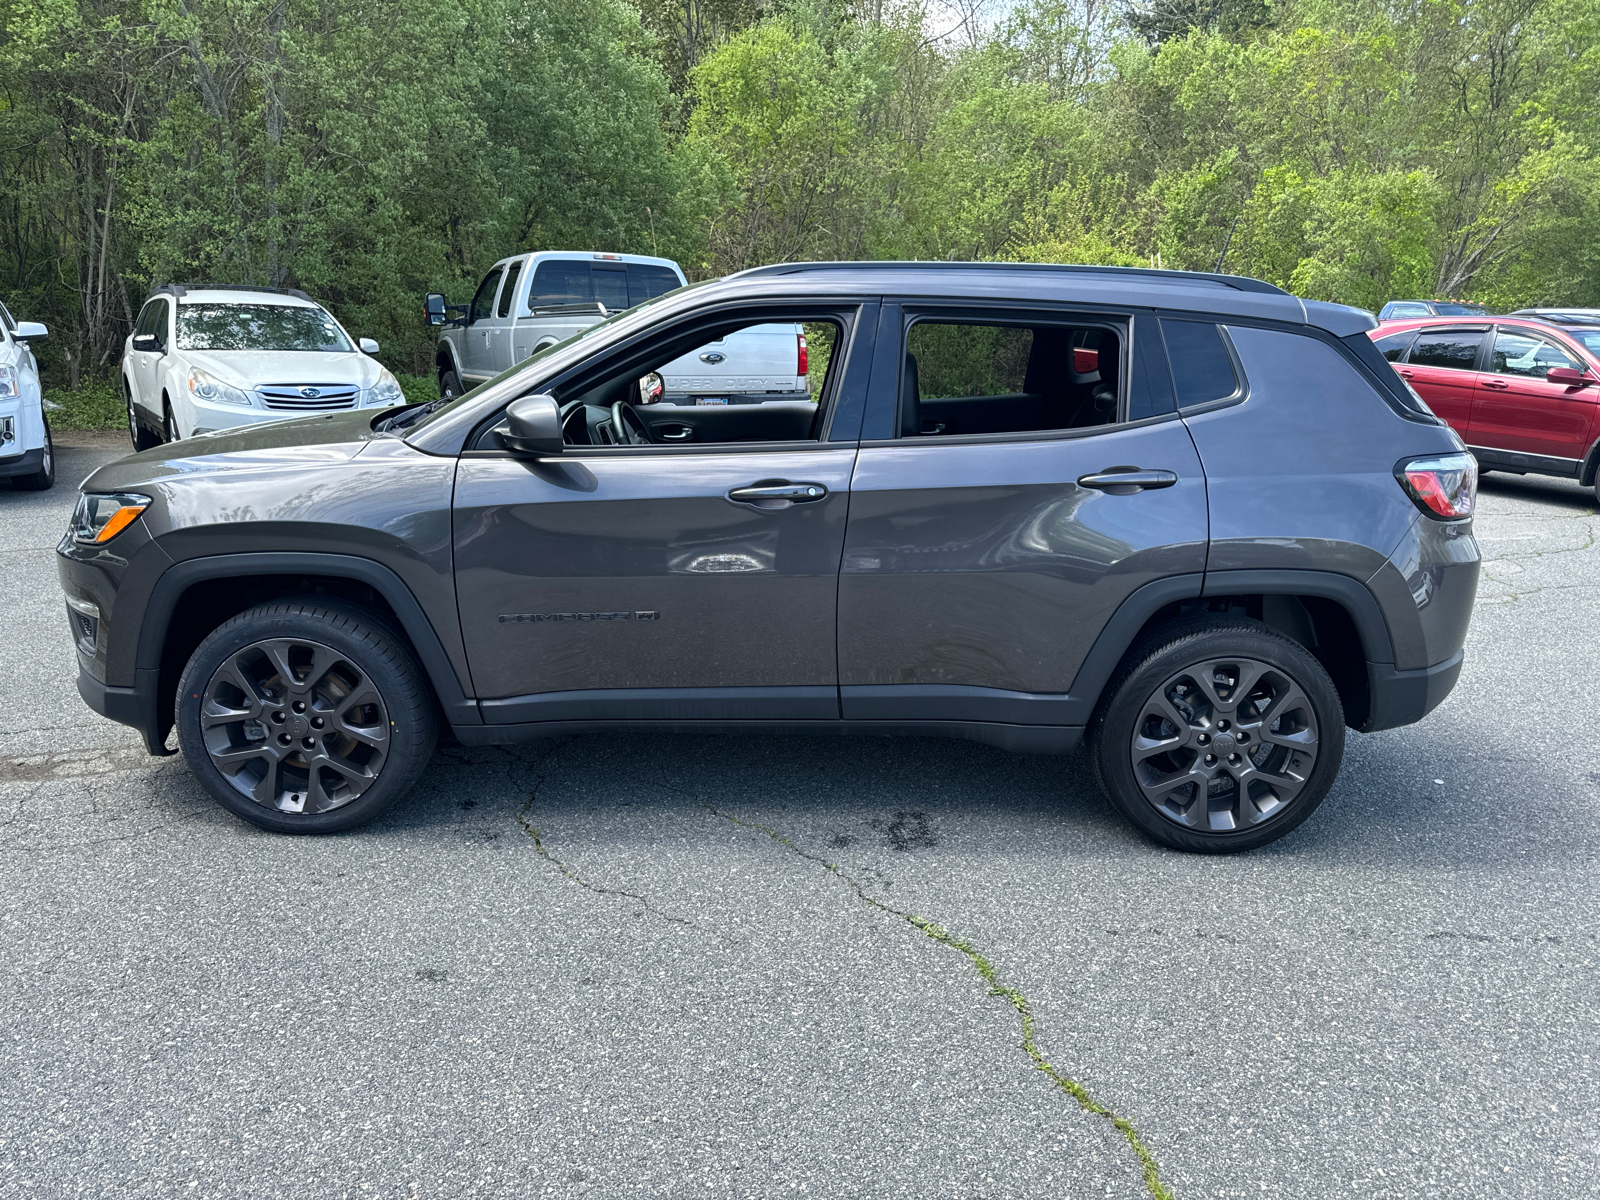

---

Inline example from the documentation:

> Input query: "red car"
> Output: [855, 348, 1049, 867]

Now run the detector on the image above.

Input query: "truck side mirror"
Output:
[424, 293, 447, 327]
[499, 394, 564, 456]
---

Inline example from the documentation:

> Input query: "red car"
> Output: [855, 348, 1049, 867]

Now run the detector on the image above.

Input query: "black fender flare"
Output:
[1064, 568, 1397, 720]
[1580, 436, 1600, 487]
[435, 338, 465, 383]
[138, 551, 477, 727]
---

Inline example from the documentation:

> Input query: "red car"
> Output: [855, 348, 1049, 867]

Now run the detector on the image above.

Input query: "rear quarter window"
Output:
[1161, 319, 1239, 408]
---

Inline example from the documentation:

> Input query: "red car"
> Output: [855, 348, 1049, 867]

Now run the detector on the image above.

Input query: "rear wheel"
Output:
[1089, 620, 1344, 853]
[12, 417, 54, 490]
[175, 600, 438, 833]
[438, 369, 464, 400]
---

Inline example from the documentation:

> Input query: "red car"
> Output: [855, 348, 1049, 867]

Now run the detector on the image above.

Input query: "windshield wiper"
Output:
[376, 398, 450, 433]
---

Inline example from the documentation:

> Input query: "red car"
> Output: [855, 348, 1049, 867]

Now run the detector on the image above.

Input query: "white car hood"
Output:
[183, 349, 381, 389]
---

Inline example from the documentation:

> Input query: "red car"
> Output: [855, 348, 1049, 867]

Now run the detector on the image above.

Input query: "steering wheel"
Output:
[610, 400, 652, 445]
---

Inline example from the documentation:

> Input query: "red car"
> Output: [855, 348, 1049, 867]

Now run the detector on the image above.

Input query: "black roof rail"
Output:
[148, 282, 315, 303]
[729, 260, 1291, 296]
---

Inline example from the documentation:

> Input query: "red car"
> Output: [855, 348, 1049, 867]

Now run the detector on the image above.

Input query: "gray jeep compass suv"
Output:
[59, 263, 1479, 853]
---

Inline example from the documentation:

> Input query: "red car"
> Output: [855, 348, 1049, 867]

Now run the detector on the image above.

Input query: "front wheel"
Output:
[175, 600, 438, 833]
[438, 369, 464, 400]
[162, 399, 180, 443]
[1089, 620, 1345, 853]
[127, 384, 160, 451]
[12, 417, 54, 490]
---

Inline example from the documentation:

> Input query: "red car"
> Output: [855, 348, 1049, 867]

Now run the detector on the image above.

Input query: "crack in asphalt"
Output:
[505, 745, 707, 933]
[677, 789, 1174, 1200]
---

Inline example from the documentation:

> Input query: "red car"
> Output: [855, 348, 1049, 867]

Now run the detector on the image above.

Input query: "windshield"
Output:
[1564, 329, 1600, 354]
[175, 303, 352, 352]
[1432, 303, 1487, 316]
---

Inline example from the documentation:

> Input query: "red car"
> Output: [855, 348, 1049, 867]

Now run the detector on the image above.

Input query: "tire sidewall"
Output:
[439, 370, 463, 400]
[175, 602, 436, 834]
[1092, 622, 1346, 854]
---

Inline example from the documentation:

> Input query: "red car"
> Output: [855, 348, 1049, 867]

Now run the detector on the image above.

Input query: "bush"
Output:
[45, 380, 123, 431]
[393, 372, 438, 405]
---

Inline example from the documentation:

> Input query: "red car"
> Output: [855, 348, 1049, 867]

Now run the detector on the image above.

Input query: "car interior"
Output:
[493, 317, 844, 449]
[898, 321, 1122, 437]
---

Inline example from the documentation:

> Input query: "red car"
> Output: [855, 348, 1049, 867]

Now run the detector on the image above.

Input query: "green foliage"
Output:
[45, 380, 123, 431]
[4, 0, 1599, 401]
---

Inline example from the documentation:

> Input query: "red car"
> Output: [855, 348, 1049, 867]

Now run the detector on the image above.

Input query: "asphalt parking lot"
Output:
[2, 433, 1596, 1200]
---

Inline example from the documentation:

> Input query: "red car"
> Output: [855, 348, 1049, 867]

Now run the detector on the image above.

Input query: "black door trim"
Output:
[480, 685, 840, 725]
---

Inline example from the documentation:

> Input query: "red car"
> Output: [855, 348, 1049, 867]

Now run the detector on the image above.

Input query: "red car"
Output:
[1370, 315, 1600, 501]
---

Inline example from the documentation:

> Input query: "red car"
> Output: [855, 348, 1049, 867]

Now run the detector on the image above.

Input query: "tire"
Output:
[162, 399, 180, 442]
[1089, 619, 1345, 854]
[438, 369, 464, 400]
[127, 384, 160, 451]
[175, 599, 438, 834]
[12, 417, 54, 490]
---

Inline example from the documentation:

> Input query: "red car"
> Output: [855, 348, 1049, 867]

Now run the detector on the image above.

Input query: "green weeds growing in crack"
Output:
[696, 797, 1174, 1200]
[509, 753, 698, 929]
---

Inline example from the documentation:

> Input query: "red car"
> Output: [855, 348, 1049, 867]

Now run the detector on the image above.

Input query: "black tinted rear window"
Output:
[1409, 331, 1483, 371]
[1161, 319, 1238, 407]
[1372, 331, 1416, 362]
[627, 264, 681, 305]
[528, 261, 594, 308]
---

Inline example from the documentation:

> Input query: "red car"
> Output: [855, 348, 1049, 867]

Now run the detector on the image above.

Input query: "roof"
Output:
[149, 283, 317, 306]
[719, 261, 1377, 336]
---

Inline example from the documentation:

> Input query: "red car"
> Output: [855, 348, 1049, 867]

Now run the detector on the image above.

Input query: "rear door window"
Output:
[496, 261, 523, 319]
[1160, 319, 1238, 407]
[1408, 330, 1484, 371]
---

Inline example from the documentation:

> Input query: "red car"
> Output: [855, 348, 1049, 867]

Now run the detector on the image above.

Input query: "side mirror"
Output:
[424, 293, 447, 327]
[1546, 366, 1591, 386]
[499, 393, 564, 456]
[359, 337, 380, 355]
[638, 372, 664, 404]
[15, 321, 47, 341]
[131, 333, 159, 353]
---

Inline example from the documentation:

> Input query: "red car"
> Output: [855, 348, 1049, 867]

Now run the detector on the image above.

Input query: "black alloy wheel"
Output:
[1090, 620, 1345, 853]
[438, 369, 464, 400]
[176, 600, 437, 833]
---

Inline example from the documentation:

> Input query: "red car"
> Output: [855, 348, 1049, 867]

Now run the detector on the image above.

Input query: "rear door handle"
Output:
[1077, 467, 1179, 494]
[727, 480, 829, 509]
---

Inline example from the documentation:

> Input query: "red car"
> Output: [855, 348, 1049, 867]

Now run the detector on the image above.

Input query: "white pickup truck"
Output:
[425, 252, 808, 404]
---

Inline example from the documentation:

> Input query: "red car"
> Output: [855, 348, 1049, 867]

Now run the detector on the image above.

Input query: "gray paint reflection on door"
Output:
[837, 421, 1207, 696]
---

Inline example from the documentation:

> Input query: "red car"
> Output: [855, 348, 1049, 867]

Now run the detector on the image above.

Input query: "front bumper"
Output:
[76, 660, 174, 755]
[0, 445, 45, 478]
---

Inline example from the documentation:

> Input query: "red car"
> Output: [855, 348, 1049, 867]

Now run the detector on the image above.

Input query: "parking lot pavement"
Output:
[2, 443, 1596, 1200]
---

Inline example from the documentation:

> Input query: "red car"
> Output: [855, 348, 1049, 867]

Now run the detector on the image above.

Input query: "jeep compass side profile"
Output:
[58, 263, 1479, 853]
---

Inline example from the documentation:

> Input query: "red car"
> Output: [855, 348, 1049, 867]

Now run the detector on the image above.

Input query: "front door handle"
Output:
[1481, 378, 1509, 390]
[726, 480, 829, 509]
[1398, 369, 1415, 378]
[1077, 467, 1179, 495]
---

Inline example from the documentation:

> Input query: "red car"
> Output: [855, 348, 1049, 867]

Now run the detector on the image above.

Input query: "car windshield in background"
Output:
[1432, 304, 1488, 316]
[175, 304, 352, 352]
[1562, 329, 1600, 354]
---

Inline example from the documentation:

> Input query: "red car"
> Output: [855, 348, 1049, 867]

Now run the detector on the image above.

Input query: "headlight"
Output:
[70, 492, 151, 544]
[0, 365, 18, 398]
[365, 368, 405, 407]
[189, 368, 252, 407]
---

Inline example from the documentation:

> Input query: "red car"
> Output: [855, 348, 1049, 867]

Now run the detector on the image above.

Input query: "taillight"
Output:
[1396, 453, 1476, 519]
[797, 333, 808, 377]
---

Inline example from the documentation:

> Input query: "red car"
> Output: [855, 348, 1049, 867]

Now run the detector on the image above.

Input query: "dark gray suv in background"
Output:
[59, 263, 1479, 852]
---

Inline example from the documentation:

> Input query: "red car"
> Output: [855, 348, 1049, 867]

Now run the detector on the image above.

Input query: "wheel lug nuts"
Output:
[277, 734, 291, 745]
[311, 717, 324, 729]
[272, 712, 286, 723]
[1205, 754, 1216, 765]
[1217, 720, 1229, 731]
[292, 701, 306, 714]
[302, 738, 315, 749]
[1229, 753, 1240, 763]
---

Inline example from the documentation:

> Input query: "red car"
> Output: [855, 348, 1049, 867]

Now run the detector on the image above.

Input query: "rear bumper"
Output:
[76, 661, 175, 755]
[1362, 650, 1463, 732]
[0, 446, 45, 477]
